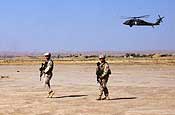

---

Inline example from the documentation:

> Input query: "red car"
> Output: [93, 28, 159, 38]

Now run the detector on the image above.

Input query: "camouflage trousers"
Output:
[43, 73, 53, 91]
[98, 77, 109, 97]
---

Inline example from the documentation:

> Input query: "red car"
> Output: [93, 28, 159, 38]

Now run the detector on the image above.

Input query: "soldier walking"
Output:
[96, 55, 111, 100]
[40, 52, 54, 98]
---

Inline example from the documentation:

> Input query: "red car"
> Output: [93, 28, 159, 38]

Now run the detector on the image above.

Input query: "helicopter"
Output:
[122, 15, 164, 27]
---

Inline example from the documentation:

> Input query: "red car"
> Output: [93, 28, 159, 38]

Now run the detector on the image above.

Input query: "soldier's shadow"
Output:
[109, 97, 137, 100]
[53, 94, 88, 99]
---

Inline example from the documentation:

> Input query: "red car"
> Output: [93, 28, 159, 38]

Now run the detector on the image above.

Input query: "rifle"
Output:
[39, 62, 47, 81]
[96, 62, 101, 83]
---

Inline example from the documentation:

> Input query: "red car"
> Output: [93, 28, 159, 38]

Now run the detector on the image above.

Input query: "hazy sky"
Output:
[0, 0, 174, 52]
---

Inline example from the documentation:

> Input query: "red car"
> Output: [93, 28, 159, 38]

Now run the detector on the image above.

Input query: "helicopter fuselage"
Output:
[123, 19, 159, 27]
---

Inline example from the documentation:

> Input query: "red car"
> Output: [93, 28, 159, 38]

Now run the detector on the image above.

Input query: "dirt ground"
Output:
[0, 64, 175, 115]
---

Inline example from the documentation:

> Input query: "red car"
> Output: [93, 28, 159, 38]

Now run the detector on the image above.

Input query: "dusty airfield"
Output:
[0, 64, 175, 115]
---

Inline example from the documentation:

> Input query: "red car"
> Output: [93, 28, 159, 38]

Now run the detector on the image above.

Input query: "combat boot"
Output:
[102, 96, 110, 100]
[49, 91, 55, 98]
[47, 90, 53, 98]
[96, 96, 102, 100]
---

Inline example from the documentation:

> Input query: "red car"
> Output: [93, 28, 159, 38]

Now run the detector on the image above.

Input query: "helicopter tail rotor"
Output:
[158, 15, 164, 23]
[155, 15, 164, 25]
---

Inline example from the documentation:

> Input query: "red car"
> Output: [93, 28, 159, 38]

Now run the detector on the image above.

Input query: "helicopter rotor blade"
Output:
[121, 15, 150, 19]
[137, 15, 150, 18]
[120, 16, 131, 19]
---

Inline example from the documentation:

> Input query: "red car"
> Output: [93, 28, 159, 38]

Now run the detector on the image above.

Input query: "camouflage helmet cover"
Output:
[99, 54, 105, 59]
[44, 52, 51, 56]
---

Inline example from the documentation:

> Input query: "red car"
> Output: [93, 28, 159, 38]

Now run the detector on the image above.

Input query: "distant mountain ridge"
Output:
[0, 50, 175, 57]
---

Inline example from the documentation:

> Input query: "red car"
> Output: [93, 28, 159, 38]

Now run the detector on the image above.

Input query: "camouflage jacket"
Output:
[44, 59, 54, 74]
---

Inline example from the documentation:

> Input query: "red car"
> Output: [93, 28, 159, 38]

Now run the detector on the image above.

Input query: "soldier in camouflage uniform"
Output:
[96, 55, 111, 100]
[42, 52, 54, 98]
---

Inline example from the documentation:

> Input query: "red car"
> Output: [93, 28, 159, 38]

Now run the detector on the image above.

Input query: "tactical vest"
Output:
[99, 62, 111, 76]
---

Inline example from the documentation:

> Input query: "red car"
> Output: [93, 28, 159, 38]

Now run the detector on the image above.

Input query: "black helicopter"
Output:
[122, 15, 164, 27]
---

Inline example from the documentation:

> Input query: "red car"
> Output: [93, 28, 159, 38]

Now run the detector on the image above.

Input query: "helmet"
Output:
[99, 54, 105, 59]
[44, 52, 51, 56]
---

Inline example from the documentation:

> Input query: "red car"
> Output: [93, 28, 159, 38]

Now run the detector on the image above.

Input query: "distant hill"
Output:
[0, 50, 175, 57]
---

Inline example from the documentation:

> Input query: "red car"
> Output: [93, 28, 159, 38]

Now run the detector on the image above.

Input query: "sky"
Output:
[0, 0, 175, 52]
